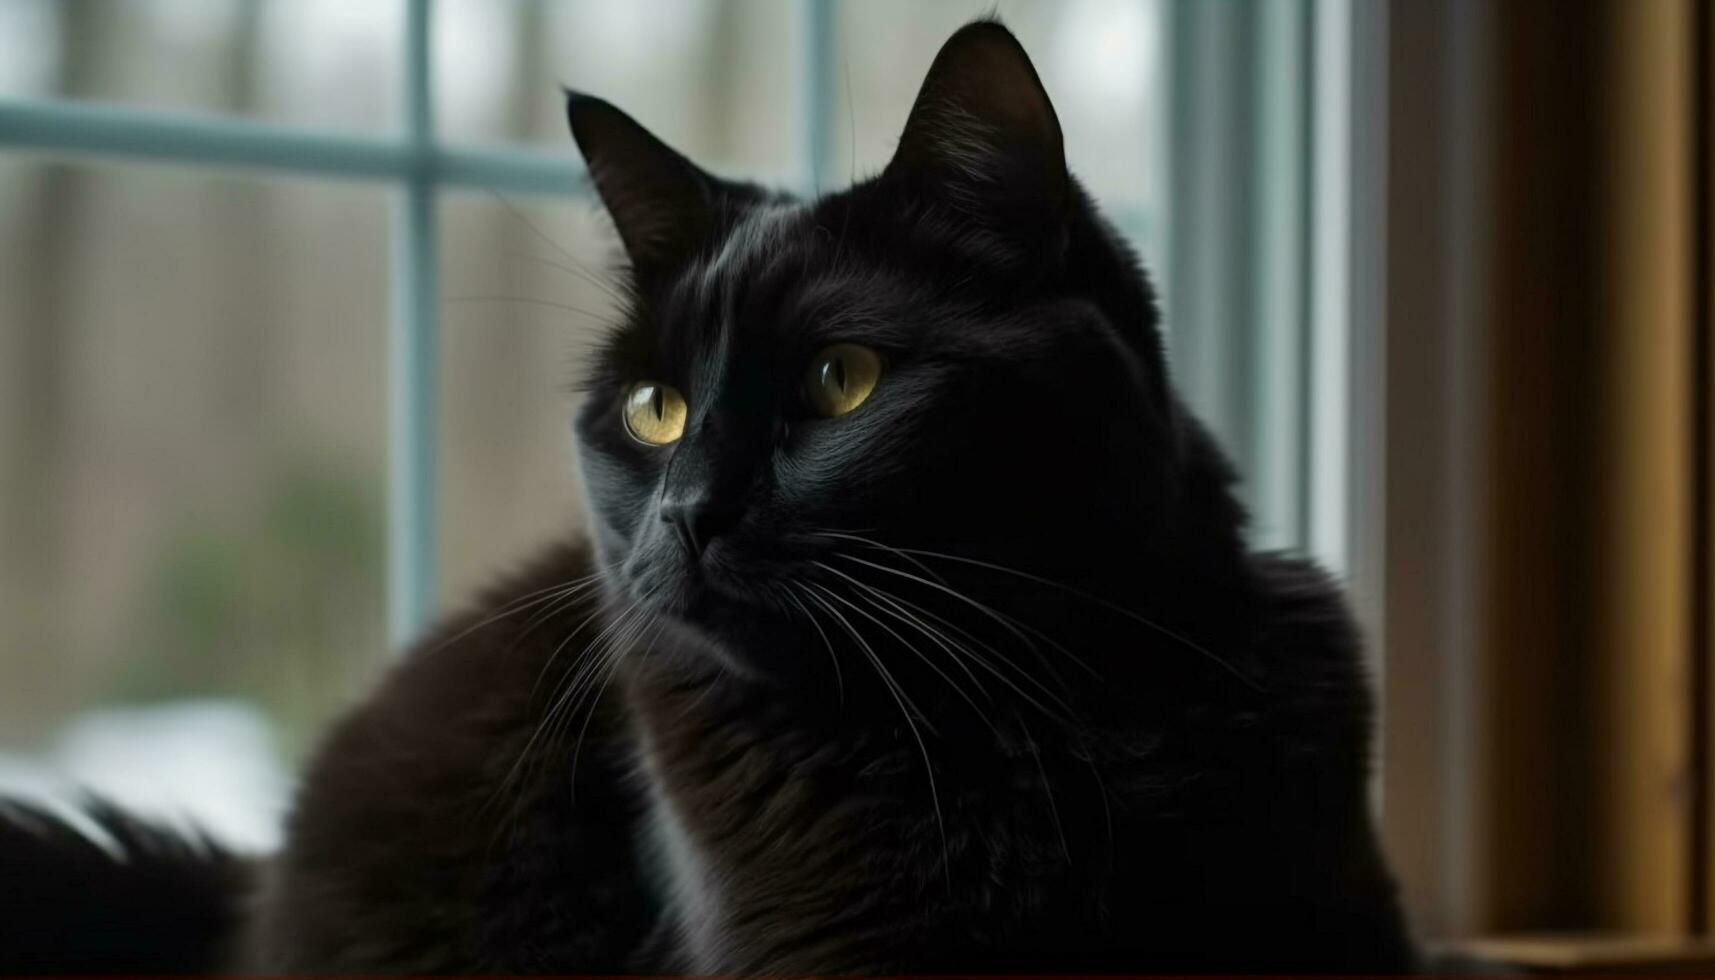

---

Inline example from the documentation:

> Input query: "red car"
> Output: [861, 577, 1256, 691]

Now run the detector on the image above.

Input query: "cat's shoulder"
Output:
[319, 535, 604, 752]
[1247, 550, 1376, 757]
[1251, 551, 1361, 648]
[290, 533, 611, 820]
[250, 535, 640, 972]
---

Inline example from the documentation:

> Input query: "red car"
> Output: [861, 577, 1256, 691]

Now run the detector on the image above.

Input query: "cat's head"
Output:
[569, 22, 1233, 698]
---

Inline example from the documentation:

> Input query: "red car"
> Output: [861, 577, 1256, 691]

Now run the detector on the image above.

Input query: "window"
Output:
[0, 0, 1360, 865]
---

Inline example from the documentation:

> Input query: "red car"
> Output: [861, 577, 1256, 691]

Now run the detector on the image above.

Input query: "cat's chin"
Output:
[632, 566, 753, 636]
[628, 575, 815, 683]
[607, 537, 825, 681]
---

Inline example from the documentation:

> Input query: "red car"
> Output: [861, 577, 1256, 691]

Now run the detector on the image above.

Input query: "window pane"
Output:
[433, 0, 805, 187]
[833, 0, 1165, 238]
[435, 190, 613, 607]
[0, 0, 401, 133]
[0, 160, 390, 849]
[428, 0, 1164, 250]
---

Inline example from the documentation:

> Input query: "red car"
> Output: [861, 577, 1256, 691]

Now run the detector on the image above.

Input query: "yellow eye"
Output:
[804, 343, 883, 418]
[623, 381, 688, 446]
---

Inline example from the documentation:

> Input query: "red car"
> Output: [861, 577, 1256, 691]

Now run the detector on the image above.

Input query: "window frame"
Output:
[0, 0, 838, 646]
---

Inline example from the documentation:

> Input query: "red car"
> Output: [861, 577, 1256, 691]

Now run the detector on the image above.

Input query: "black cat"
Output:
[0, 21, 1415, 975]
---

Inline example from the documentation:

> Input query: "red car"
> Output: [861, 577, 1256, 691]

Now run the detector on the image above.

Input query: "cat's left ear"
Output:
[884, 21, 1069, 239]
[565, 91, 716, 279]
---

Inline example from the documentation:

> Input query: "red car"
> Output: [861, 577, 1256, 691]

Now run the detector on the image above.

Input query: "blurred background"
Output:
[0, 0, 1711, 969]
[0, 0, 1178, 851]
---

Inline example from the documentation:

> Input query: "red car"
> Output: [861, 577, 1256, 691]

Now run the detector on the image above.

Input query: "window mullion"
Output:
[801, 0, 836, 196]
[389, 0, 439, 647]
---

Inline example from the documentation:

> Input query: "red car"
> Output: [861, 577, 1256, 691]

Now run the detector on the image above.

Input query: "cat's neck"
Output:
[620, 655, 1084, 974]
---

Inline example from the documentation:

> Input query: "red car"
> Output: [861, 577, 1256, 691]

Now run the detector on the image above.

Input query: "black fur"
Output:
[0, 800, 249, 973]
[0, 21, 1416, 974]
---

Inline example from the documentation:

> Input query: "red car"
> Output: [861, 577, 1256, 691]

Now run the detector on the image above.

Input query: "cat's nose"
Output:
[659, 411, 755, 561]
[659, 491, 738, 561]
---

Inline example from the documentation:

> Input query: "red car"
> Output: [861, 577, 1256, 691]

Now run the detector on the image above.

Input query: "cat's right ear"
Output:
[565, 92, 714, 279]
[884, 22, 1070, 247]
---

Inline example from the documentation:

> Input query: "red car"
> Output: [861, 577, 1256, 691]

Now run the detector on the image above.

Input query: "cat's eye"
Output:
[804, 344, 883, 418]
[623, 381, 688, 446]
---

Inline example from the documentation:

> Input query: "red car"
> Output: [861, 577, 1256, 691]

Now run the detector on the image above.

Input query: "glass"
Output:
[0, 159, 391, 849]
[435, 189, 615, 608]
[433, 0, 806, 187]
[0, 0, 402, 133]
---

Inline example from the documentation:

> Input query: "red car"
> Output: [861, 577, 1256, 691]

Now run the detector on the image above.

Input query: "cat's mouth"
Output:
[623, 539, 759, 617]
[617, 537, 820, 650]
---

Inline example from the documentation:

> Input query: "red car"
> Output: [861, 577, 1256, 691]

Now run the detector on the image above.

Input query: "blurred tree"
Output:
[124, 455, 383, 762]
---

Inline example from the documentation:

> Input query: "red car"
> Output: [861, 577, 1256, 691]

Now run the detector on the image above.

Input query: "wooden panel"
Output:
[1593, 0, 1696, 934]
[1471, 0, 1702, 935]
[1379, 0, 1459, 938]
[1699, 0, 1715, 938]
[1479, 0, 1608, 930]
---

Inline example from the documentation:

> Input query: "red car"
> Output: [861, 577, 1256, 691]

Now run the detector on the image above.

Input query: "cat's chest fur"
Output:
[624, 663, 1085, 975]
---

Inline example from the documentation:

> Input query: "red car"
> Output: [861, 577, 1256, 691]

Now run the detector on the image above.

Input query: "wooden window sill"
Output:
[1441, 934, 1715, 974]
